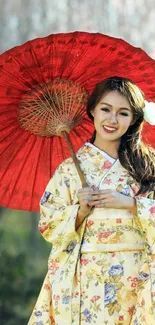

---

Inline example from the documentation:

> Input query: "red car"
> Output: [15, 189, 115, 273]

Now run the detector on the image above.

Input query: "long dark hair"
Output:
[87, 76, 155, 195]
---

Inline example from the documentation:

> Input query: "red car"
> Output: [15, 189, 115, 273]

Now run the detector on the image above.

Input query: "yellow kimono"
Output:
[28, 142, 155, 325]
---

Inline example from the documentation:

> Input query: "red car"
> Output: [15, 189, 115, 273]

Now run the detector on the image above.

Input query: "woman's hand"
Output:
[87, 189, 137, 213]
[76, 186, 99, 230]
[76, 188, 137, 230]
[77, 186, 99, 217]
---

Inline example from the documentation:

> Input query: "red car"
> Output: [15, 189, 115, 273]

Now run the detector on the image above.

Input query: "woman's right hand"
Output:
[77, 186, 99, 217]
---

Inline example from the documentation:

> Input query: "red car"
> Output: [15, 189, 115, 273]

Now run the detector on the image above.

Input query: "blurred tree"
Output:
[0, 212, 51, 323]
[0, 248, 38, 323]
[0, 0, 154, 58]
[28, 213, 39, 257]
[0, 230, 49, 325]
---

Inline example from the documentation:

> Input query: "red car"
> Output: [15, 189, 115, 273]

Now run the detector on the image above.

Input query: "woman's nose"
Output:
[109, 114, 117, 123]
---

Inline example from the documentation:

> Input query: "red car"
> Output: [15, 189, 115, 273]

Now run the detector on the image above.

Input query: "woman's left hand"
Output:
[87, 189, 137, 213]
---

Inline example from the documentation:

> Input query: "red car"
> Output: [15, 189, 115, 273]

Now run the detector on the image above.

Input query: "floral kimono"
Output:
[28, 142, 155, 325]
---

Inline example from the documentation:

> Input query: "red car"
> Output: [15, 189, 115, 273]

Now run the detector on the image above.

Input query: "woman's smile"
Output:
[91, 90, 134, 151]
[102, 125, 118, 133]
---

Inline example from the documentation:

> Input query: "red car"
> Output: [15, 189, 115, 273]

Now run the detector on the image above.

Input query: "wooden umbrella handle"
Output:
[62, 131, 88, 187]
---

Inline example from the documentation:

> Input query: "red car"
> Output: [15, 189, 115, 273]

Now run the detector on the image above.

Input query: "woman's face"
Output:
[91, 90, 134, 144]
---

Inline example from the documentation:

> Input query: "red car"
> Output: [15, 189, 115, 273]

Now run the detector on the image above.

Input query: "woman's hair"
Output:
[87, 76, 155, 195]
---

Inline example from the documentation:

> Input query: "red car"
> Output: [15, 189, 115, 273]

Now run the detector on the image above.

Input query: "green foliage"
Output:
[0, 211, 51, 325]
[0, 247, 45, 324]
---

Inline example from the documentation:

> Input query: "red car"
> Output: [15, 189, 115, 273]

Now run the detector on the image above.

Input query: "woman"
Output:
[28, 77, 155, 325]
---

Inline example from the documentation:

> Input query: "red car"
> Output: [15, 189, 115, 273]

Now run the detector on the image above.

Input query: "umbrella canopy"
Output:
[0, 31, 155, 211]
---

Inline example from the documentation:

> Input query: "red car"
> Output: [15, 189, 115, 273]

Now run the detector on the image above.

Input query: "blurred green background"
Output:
[0, 209, 51, 324]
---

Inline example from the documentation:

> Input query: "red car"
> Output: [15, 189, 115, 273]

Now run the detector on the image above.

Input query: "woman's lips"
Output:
[103, 125, 117, 133]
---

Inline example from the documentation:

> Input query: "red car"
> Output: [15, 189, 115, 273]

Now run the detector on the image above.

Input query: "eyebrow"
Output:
[100, 102, 131, 111]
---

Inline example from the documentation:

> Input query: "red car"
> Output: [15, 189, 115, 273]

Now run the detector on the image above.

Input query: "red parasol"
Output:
[0, 31, 155, 211]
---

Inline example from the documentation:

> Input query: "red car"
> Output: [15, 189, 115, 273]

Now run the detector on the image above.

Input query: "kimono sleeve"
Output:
[38, 164, 80, 244]
[135, 193, 155, 251]
[133, 193, 155, 320]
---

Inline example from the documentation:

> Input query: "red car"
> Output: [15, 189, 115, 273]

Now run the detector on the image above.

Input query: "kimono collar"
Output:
[85, 142, 116, 164]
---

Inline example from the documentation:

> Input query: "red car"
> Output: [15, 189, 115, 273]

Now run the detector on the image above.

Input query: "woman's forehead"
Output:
[99, 90, 131, 109]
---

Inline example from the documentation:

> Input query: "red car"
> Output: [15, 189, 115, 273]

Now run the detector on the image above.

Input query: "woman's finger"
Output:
[81, 190, 100, 195]
[99, 189, 112, 194]
[77, 192, 100, 200]
[78, 188, 99, 195]
[87, 193, 109, 202]
[88, 198, 111, 206]
[95, 199, 111, 208]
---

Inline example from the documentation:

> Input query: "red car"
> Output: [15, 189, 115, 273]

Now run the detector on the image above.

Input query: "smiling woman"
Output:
[90, 91, 134, 158]
[29, 77, 155, 325]
[87, 76, 154, 195]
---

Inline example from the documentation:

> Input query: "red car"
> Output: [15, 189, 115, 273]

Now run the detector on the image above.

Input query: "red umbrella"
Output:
[0, 31, 155, 211]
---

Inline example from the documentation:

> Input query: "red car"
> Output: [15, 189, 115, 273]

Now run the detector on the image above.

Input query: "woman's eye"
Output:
[101, 108, 109, 112]
[100, 108, 129, 116]
[120, 112, 128, 116]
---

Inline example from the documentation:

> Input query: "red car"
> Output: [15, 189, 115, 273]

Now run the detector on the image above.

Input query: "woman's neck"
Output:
[93, 138, 120, 159]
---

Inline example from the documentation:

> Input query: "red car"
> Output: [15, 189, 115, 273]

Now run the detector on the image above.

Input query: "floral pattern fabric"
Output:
[28, 143, 155, 325]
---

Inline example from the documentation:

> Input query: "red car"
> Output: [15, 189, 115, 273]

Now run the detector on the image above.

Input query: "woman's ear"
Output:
[90, 110, 94, 117]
